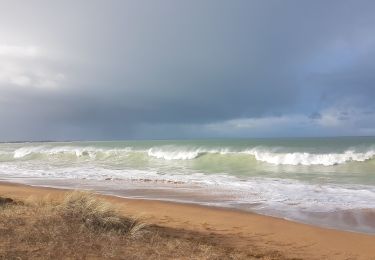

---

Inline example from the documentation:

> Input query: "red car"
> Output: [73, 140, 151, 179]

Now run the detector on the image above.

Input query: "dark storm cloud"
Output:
[1, 0, 375, 140]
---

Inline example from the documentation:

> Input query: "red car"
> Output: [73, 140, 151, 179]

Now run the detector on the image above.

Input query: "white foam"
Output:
[147, 146, 231, 160]
[14, 146, 44, 158]
[13, 146, 133, 159]
[1, 160, 375, 214]
[244, 149, 375, 166]
[148, 147, 202, 160]
[145, 145, 375, 166]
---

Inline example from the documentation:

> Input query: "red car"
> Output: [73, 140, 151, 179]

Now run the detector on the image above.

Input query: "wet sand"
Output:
[1, 181, 375, 259]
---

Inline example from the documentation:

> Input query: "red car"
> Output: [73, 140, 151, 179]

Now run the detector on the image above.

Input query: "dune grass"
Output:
[57, 191, 146, 236]
[0, 192, 286, 259]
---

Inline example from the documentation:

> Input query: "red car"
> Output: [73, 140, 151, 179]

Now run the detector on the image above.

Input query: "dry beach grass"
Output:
[0, 191, 283, 260]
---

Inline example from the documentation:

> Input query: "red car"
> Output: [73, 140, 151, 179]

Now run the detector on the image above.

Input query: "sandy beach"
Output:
[1, 181, 374, 260]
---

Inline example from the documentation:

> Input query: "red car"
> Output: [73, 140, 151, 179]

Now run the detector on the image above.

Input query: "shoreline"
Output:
[1, 181, 375, 259]
[5, 177, 375, 235]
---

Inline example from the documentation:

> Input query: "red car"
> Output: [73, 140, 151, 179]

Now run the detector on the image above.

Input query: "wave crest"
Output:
[13, 146, 133, 159]
[148, 147, 202, 160]
[147, 146, 232, 160]
[147, 146, 375, 166]
[244, 149, 375, 166]
[9, 145, 375, 166]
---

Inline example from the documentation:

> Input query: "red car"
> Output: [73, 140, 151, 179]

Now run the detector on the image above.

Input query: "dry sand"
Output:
[1, 181, 374, 260]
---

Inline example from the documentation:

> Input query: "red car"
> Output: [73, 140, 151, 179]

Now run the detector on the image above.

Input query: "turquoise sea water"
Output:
[1, 137, 375, 233]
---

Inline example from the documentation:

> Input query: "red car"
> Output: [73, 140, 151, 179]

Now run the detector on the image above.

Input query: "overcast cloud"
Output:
[1, 0, 375, 140]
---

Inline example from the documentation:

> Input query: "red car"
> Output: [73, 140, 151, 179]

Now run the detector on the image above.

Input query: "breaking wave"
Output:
[12, 146, 133, 159]
[146, 146, 375, 166]
[5, 145, 375, 166]
[243, 149, 375, 166]
[147, 146, 231, 160]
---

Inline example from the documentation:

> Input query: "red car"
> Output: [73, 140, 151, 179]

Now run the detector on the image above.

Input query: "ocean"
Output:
[1, 137, 375, 233]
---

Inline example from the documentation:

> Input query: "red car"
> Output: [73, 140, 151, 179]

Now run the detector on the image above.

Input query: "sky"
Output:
[1, 0, 375, 141]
